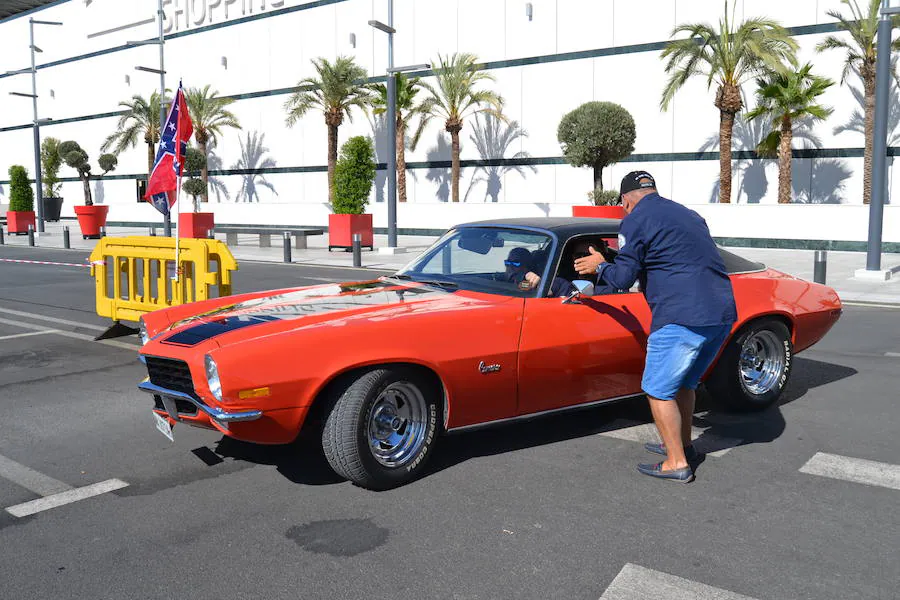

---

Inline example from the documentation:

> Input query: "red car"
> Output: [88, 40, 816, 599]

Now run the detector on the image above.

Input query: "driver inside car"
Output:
[544, 238, 624, 297]
[503, 247, 542, 290]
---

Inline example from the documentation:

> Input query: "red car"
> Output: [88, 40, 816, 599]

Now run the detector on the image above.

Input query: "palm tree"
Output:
[660, 1, 797, 203]
[284, 56, 371, 204]
[421, 53, 504, 203]
[186, 85, 241, 203]
[232, 131, 277, 203]
[746, 64, 834, 204]
[101, 90, 169, 179]
[816, 0, 900, 204]
[370, 73, 432, 203]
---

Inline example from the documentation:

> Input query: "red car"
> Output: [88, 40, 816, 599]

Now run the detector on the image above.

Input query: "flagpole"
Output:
[173, 177, 182, 292]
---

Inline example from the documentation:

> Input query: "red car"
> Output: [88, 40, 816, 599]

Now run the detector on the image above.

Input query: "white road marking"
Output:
[0, 330, 59, 341]
[0, 306, 106, 331]
[5, 479, 129, 518]
[0, 316, 137, 351]
[885, 352, 900, 358]
[600, 422, 741, 457]
[600, 563, 758, 600]
[0, 454, 73, 496]
[799, 452, 900, 491]
[842, 302, 900, 309]
[0, 258, 90, 268]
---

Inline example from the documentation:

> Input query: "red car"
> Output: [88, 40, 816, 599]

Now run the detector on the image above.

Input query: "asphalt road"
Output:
[0, 245, 898, 600]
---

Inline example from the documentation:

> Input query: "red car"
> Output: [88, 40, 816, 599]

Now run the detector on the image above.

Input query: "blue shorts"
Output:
[641, 324, 732, 401]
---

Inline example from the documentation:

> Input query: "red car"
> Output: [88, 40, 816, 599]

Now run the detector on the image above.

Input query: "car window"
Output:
[550, 235, 634, 298]
[397, 228, 554, 297]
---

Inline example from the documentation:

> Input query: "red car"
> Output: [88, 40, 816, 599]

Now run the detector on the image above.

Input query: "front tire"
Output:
[706, 318, 793, 412]
[321, 367, 441, 490]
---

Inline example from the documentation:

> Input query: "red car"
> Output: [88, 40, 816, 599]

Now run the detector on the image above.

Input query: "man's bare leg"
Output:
[675, 387, 696, 448]
[647, 396, 688, 471]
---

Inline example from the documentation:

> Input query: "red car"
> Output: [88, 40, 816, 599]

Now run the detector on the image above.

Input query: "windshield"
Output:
[395, 227, 555, 297]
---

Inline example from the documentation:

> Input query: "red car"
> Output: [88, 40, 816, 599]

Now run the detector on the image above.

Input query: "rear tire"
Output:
[706, 319, 793, 412]
[321, 367, 441, 490]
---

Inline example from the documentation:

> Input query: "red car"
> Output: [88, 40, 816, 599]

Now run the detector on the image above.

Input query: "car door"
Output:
[516, 291, 652, 416]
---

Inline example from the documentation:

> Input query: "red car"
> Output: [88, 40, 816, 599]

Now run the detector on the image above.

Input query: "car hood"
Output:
[156, 278, 498, 347]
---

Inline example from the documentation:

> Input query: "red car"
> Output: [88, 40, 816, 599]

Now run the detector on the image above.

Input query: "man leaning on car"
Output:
[575, 171, 737, 483]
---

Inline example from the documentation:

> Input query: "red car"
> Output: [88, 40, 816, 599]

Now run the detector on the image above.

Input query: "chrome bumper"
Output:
[138, 380, 263, 423]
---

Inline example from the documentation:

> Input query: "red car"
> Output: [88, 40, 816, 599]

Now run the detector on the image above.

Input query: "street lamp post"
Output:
[22, 18, 63, 234]
[370, 4, 430, 252]
[863, 0, 899, 277]
[129, 0, 169, 235]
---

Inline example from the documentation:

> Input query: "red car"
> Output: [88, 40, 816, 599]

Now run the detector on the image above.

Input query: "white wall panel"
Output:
[612, 0, 674, 47]
[505, 0, 556, 58]
[456, 0, 506, 64]
[521, 61, 593, 158]
[557, 0, 613, 54]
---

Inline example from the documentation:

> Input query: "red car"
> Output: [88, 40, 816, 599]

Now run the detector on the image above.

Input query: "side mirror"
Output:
[562, 280, 594, 304]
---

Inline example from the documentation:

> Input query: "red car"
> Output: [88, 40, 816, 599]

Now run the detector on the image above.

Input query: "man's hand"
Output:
[522, 271, 541, 289]
[575, 246, 606, 275]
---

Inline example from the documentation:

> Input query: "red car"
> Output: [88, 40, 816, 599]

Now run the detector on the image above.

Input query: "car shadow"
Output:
[425, 356, 857, 480]
[206, 357, 857, 488]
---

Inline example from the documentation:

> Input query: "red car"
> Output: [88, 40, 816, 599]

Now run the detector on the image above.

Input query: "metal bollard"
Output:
[352, 233, 362, 268]
[148, 227, 156, 237]
[813, 250, 827, 284]
[63, 226, 70, 249]
[282, 231, 292, 263]
[207, 229, 215, 240]
[0, 226, 4, 245]
[28, 224, 35, 247]
[99, 226, 107, 238]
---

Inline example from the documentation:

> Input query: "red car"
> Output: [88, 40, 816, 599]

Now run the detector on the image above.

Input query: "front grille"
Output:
[146, 356, 196, 396]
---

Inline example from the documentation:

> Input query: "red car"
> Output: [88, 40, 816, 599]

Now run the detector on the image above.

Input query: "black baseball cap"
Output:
[618, 170, 656, 202]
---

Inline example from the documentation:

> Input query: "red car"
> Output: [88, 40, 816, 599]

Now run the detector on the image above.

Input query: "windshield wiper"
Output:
[385, 274, 458, 289]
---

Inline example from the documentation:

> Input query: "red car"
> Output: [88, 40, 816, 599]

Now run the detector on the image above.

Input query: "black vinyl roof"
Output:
[456, 217, 622, 238]
[0, 0, 57, 21]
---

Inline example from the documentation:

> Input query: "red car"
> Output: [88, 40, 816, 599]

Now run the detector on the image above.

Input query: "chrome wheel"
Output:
[367, 382, 428, 468]
[739, 330, 786, 396]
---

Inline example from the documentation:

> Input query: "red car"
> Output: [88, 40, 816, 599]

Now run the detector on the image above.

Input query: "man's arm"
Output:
[596, 226, 646, 291]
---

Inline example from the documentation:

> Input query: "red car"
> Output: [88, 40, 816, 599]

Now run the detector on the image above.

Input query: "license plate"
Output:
[153, 411, 175, 442]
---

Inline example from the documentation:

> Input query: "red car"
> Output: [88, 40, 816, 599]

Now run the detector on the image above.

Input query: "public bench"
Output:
[149, 224, 324, 249]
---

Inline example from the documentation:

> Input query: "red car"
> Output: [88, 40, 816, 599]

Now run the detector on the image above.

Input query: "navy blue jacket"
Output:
[596, 193, 737, 332]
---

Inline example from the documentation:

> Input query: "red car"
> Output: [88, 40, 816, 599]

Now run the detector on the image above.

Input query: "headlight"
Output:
[138, 318, 150, 346]
[205, 354, 222, 401]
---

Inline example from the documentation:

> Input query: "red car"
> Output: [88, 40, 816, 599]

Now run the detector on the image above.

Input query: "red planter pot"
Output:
[179, 212, 215, 239]
[6, 211, 35, 235]
[328, 213, 373, 250]
[74, 205, 109, 239]
[572, 205, 625, 219]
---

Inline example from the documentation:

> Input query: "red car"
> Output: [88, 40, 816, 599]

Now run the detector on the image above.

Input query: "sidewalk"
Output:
[5, 220, 899, 305]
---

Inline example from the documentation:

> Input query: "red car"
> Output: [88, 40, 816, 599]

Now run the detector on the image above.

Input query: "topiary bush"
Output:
[59, 141, 117, 206]
[182, 146, 207, 212]
[40, 137, 63, 198]
[8, 165, 34, 212]
[332, 136, 375, 214]
[558, 101, 636, 190]
[587, 188, 621, 206]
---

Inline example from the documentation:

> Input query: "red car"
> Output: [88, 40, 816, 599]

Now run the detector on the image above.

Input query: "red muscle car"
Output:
[138, 218, 842, 489]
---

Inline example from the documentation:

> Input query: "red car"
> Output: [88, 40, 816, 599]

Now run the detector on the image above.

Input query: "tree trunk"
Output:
[397, 118, 408, 203]
[593, 164, 603, 190]
[198, 137, 209, 203]
[147, 141, 155, 182]
[82, 174, 93, 206]
[863, 71, 875, 205]
[450, 128, 461, 203]
[778, 116, 793, 204]
[719, 109, 735, 203]
[327, 123, 338, 206]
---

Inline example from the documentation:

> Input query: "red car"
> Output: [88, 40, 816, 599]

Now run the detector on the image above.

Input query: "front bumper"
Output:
[138, 380, 263, 423]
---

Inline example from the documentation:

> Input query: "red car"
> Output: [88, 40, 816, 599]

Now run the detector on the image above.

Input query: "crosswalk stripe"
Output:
[600, 563, 758, 600]
[0, 316, 137, 351]
[0, 330, 59, 341]
[5, 479, 129, 518]
[0, 306, 106, 331]
[0, 454, 73, 496]
[799, 452, 900, 491]
[600, 422, 742, 457]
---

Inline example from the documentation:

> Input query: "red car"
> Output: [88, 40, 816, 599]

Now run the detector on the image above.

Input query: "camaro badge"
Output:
[478, 361, 501, 374]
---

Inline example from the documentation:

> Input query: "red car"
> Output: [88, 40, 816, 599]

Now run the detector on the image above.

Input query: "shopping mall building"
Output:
[0, 0, 897, 245]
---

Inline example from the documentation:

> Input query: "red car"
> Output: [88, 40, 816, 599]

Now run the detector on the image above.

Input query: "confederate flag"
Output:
[145, 82, 194, 215]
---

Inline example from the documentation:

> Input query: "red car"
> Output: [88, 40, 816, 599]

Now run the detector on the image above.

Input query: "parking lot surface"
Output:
[0, 245, 898, 600]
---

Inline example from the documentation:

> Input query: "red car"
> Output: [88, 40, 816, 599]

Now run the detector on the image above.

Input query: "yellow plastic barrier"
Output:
[89, 236, 238, 323]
